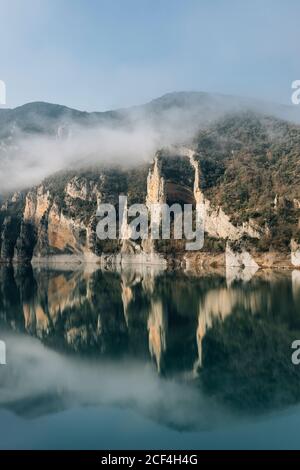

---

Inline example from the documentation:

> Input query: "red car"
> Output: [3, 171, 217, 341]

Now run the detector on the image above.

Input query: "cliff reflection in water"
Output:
[1, 264, 300, 418]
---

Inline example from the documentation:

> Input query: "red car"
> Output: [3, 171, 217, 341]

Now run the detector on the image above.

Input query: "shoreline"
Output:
[0, 251, 299, 273]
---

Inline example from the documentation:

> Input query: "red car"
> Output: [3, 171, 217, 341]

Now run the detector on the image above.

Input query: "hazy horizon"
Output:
[1, 89, 299, 114]
[1, 0, 300, 111]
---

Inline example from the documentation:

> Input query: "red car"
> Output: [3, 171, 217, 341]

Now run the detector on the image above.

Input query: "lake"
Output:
[1, 264, 300, 449]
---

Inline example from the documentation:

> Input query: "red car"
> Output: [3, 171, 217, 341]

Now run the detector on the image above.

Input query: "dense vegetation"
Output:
[2, 109, 300, 259]
[195, 112, 300, 250]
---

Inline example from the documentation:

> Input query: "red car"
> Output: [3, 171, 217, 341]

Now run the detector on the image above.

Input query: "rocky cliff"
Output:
[1, 111, 300, 269]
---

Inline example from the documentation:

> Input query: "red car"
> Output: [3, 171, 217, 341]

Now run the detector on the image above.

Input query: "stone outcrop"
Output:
[0, 147, 298, 270]
[225, 243, 259, 269]
[24, 186, 51, 224]
[185, 148, 261, 241]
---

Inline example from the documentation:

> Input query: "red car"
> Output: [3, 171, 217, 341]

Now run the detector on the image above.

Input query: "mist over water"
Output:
[0, 332, 229, 431]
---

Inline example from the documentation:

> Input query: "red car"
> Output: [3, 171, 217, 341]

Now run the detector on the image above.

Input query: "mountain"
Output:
[1, 92, 300, 269]
[1, 91, 300, 140]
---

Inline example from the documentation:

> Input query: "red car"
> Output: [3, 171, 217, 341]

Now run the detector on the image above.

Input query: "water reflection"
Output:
[1, 264, 300, 427]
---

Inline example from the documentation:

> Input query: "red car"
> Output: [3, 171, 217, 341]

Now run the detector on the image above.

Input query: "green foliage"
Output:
[194, 111, 300, 251]
[159, 151, 194, 189]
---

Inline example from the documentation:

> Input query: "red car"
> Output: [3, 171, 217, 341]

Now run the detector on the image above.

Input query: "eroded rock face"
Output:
[186, 148, 261, 241]
[0, 147, 297, 269]
[65, 176, 101, 205]
[225, 243, 259, 269]
[143, 148, 262, 261]
[66, 177, 90, 200]
[146, 157, 166, 208]
[1, 174, 105, 262]
[24, 186, 51, 224]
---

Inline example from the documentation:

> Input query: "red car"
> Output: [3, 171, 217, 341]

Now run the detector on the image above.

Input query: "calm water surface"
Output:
[1, 264, 300, 449]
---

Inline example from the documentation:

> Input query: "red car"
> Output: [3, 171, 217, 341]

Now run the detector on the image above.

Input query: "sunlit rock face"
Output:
[185, 147, 261, 241]
[225, 244, 259, 269]
[200, 202, 261, 240]
[24, 186, 51, 225]
[146, 157, 166, 209]
[0, 141, 262, 265]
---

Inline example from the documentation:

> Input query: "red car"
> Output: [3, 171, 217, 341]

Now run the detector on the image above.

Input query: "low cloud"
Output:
[1, 91, 300, 193]
[0, 123, 162, 193]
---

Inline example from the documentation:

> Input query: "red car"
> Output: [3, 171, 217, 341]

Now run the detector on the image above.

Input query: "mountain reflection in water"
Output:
[1, 264, 300, 434]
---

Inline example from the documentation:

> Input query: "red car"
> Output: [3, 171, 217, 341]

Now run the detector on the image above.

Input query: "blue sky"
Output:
[0, 0, 299, 111]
